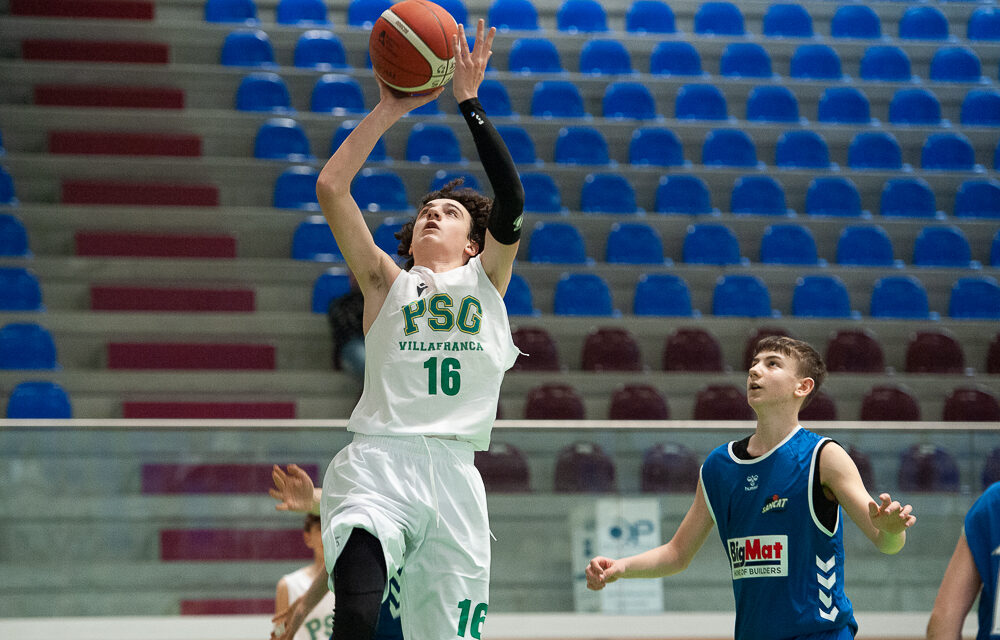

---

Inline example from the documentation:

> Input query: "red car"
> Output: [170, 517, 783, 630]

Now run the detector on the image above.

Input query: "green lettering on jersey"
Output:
[428, 294, 455, 331]
[402, 299, 426, 335]
[457, 297, 482, 335]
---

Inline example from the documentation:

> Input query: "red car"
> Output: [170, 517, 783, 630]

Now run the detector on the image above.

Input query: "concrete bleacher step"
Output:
[50, 131, 202, 157]
[107, 342, 277, 370]
[32, 83, 185, 109]
[10, 0, 155, 20]
[75, 231, 234, 257]
[21, 38, 169, 64]
[141, 462, 319, 494]
[124, 400, 296, 418]
[90, 285, 255, 311]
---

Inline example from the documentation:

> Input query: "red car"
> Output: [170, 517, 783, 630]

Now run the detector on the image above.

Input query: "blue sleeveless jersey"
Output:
[701, 427, 858, 640]
[966, 482, 1000, 640]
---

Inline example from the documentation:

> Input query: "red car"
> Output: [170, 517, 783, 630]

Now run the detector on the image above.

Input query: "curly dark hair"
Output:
[394, 178, 492, 270]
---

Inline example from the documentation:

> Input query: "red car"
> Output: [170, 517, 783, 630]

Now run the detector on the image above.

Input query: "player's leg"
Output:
[332, 528, 387, 640]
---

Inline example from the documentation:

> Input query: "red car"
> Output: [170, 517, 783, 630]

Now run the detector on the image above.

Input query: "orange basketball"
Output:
[369, 0, 459, 94]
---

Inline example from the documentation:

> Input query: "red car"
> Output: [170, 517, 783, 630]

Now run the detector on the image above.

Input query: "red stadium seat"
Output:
[511, 327, 560, 372]
[34, 84, 184, 109]
[694, 384, 754, 420]
[107, 343, 276, 370]
[640, 442, 698, 493]
[142, 463, 318, 494]
[609, 384, 669, 420]
[905, 330, 965, 374]
[825, 329, 885, 373]
[554, 441, 616, 492]
[524, 383, 585, 420]
[125, 401, 295, 418]
[898, 444, 960, 492]
[22, 39, 168, 64]
[663, 327, 723, 372]
[581, 327, 642, 372]
[943, 388, 1000, 422]
[49, 131, 201, 157]
[160, 528, 312, 561]
[860, 385, 921, 421]
[799, 391, 837, 421]
[75, 232, 235, 258]
[62, 181, 218, 206]
[11, 0, 155, 19]
[474, 441, 531, 492]
[181, 599, 274, 615]
[90, 286, 254, 311]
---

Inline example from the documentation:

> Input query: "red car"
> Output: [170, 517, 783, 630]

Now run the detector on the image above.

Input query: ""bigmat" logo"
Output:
[727, 535, 789, 580]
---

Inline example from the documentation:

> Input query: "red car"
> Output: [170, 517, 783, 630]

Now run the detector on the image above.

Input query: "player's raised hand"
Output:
[374, 74, 445, 115]
[452, 19, 496, 103]
[269, 464, 316, 512]
[585, 556, 623, 591]
[868, 493, 916, 534]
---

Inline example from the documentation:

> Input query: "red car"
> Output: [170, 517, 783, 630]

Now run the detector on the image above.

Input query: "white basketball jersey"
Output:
[283, 566, 336, 640]
[349, 256, 518, 450]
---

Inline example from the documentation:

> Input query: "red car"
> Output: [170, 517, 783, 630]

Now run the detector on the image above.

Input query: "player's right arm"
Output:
[586, 482, 714, 589]
[315, 81, 443, 320]
[926, 533, 981, 640]
[274, 577, 289, 614]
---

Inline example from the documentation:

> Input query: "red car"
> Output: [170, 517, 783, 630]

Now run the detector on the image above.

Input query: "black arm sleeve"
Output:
[459, 97, 524, 245]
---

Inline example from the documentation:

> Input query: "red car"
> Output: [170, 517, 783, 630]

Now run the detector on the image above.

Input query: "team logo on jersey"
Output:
[416, 282, 428, 296]
[744, 474, 759, 492]
[727, 535, 788, 580]
[762, 494, 788, 514]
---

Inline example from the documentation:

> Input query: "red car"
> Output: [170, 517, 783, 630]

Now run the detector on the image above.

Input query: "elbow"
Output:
[315, 171, 348, 201]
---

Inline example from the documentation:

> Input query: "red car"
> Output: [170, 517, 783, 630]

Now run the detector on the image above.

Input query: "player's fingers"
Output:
[899, 504, 912, 518]
[887, 500, 902, 515]
[879, 493, 891, 507]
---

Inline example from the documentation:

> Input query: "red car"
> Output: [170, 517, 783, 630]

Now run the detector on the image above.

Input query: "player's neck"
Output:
[750, 408, 801, 454]
[415, 254, 468, 273]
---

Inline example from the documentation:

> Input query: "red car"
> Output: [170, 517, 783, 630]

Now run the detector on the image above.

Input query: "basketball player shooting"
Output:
[270, 16, 524, 640]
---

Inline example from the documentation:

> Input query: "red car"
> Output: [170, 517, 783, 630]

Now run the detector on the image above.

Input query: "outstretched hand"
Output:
[452, 19, 496, 103]
[868, 493, 916, 534]
[270, 595, 308, 640]
[374, 74, 445, 116]
[269, 464, 316, 513]
[585, 556, 623, 591]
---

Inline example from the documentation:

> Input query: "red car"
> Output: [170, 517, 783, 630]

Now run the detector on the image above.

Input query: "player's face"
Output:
[412, 198, 477, 259]
[747, 350, 808, 407]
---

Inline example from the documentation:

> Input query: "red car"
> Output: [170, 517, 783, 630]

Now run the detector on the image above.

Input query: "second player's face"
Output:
[747, 350, 805, 407]
[413, 198, 475, 256]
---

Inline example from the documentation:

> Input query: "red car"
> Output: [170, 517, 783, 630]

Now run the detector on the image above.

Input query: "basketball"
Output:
[369, 0, 459, 94]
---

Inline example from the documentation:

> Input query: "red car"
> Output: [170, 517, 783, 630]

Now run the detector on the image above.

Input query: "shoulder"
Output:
[702, 442, 734, 471]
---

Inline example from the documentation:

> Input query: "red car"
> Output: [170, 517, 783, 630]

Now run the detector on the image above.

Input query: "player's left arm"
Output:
[820, 442, 915, 554]
[927, 533, 981, 640]
[452, 20, 523, 295]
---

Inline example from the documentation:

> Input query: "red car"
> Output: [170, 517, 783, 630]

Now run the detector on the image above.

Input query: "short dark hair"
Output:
[304, 513, 321, 531]
[394, 178, 492, 270]
[752, 335, 827, 407]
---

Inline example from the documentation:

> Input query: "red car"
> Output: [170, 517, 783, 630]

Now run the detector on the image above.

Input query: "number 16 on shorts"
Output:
[456, 599, 487, 639]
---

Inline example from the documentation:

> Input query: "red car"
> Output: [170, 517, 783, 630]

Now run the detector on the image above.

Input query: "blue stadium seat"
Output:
[774, 130, 831, 169]
[532, 81, 585, 118]
[713, 275, 774, 317]
[961, 90, 1000, 127]
[968, 7, 1000, 41]
[702, 129, 757, 167]
[955, 180, 1000, 218]
[633, 274, 695, 316]
[554, 127, 609, 165]
[509, 39, 562, 73]
[683, 224, 743, 265]
[831, 5, 881, 39]
[235, 72, 292, 112]
[859, 46, 911, 82]
[921, 133, 976, 172]
[580, 40, 633, 74]
[837, 225, 896, 266]
[930, 47, 982, 82]
[763, 3, 813, 38]
[557, 0, 607, 32]
[254, 118, 312, 161]
[898, 445, 960, 491]
[793, 275, 853, 318]
[504, 273, 538, 316]
[0, 323, 58, 370]
[881, 178, 938, 218]
[626, 0, 675, 33]
[273, 166, 320, 210]
[406, 124, 461, 163]
[630, 128, 684, 167]
[603, 82, 656, 119]
[790, 45, 841, 80]
[294, 30, 347, 69]
[529, 222, 588, 263]
[435, 0, 468, 25]
[870, 276, 931, 319]
[581, 173, 637, 214]
[899, 6, 949, 40]
[347, 0, 391, 28]
[220, 29, 275, 67]
[311, 74, 365, 114]
[759, 224, 819, 265]
[372, 217, 405, 257]
[720, 43, 772, 78]
[276, 0, 328, 24]
[0, 214, 29, 256]
[496, 126, 537, 164]
[950, 277, 1000, 319]
[807, 177, 864, 217]
[429, 171, 479, 192]
[848, 132, 903, 170]
[746, 86, 799, 123]
[205, 0, 258, 23]
[292, 216, 342, 261]
[650, 42, 703, 77]
[731, 176, 787, 215]
[489, 0, 540, 31]
[0, 268, 43, 311]
[520, 172, 564, 213]
[655, 175, 714, 215]
[817, 87, 870, 124]
[0, 166, 17, 206]
[331, 120, 386, 161]
[5, 381, 71, 418]
[913, 226, 974, 268]
[889, 89, 942, 126]
[351, 169, 409, 212]
[311, 269, 350, 313]
[478, 79, 513, 117]
[554, 273, 616, 316]
[695, 2, 744, 35]
[606, 223, 665, 264]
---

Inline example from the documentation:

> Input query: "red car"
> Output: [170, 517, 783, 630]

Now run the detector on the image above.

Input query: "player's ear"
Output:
[795, 376, 815, 398]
